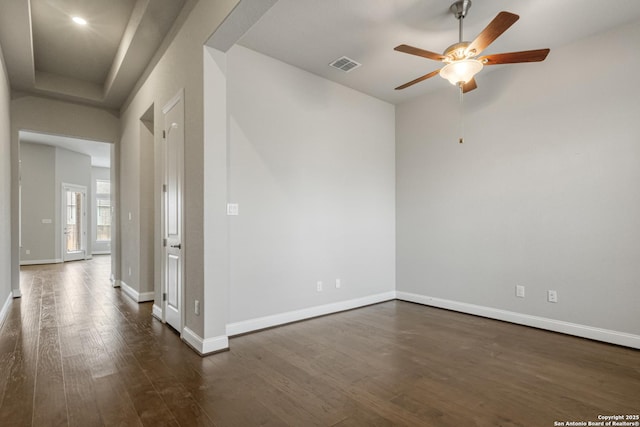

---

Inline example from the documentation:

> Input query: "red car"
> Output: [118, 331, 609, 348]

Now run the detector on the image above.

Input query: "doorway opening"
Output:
[18, 131, 113, 273]
[62, 184, 87, 262]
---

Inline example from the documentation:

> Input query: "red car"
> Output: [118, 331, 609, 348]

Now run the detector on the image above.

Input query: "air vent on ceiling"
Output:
[329, 56, 362, 73]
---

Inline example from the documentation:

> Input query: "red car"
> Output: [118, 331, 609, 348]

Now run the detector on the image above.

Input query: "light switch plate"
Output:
[227, 203, 239, 216]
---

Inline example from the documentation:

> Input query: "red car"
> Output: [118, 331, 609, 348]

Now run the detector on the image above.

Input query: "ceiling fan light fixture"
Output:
[439, 59, 483, 85]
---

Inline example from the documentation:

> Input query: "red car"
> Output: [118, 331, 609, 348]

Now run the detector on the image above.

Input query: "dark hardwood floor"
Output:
[0, 257, 638, 426]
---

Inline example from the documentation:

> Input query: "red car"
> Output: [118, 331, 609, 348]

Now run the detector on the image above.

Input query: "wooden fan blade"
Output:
[462, 78, 477, 93]
[395, 69, 441, 90]
[466, 11, 519, 57]
[479, 49, 550, 65]
[394, 44, 445, 62]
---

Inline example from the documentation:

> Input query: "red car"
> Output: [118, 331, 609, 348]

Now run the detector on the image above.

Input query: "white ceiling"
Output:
[20, 131, 111, 168]
[0, 0, 187, 109]
[236, 0, 640, 104]
[3, 0, 640, 109]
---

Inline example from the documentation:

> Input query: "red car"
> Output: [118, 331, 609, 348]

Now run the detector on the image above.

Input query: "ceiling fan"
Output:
[394, 0, 550, 93]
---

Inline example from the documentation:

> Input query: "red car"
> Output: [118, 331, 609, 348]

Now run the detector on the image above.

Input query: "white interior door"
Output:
[63, 184, 87, 262]
[163, 90, 184, 332]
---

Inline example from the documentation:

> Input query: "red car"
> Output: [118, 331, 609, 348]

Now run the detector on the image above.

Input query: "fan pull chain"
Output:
[458, 83, 464, 144]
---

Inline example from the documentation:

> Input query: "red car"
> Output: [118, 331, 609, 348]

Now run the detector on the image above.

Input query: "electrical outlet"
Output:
[547, 290, 558, 303]
[516, 285, 525, 298]
[316, 281, 323, 292]
[335, 278, 341, 289]
[25, 249, 30, 255]
[194, 300, 200, 315]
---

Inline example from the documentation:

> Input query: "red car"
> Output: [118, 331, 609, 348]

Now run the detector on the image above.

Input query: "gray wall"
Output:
[224, 45, 396, 323]
[119, 0, 240, 338]
[19, 143, 56, 262]
[19, 143, 92, 263]
[118, 115, 155, 298]
[0, 45, 12, 316]
[396, 20, 640, 336]
[55, 147, 92, 259]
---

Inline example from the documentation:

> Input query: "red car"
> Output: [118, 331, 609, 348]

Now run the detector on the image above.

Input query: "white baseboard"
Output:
[120, 281, 135, 300]
[92, 251, 111, 255]
[0, 292, 12, 329]
[12, 288, 22, 298]
[120, 281, 154, 303]
[138, 292, 154, 302]
[152, 304, 163, 321]
[182, 327, 229, 355]
[226, 291, 396, 337]
[396, 291, 640, 350]
[20, 258, 62, 266]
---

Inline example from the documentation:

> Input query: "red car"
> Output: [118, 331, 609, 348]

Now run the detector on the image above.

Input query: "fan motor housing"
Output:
[443, 41, 471, 61]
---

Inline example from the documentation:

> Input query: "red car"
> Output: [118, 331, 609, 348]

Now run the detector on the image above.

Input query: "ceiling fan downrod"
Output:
[450, 0, 472, 144]
[450, 0, 471, 43]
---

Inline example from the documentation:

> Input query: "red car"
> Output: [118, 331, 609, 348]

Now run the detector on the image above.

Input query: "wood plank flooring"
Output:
[0, 256, 638, 426]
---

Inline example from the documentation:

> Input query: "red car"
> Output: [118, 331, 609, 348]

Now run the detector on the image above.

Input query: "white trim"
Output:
[120, 281, 137, 300]
[182, 327, 229, 355]
[61, 183, 88, 262]
[162, 88, 184, 114]
[226, 291, 396, 336]
[20, 258, 63, 266]
[396, 291, 640, 350]
[138, 292, 154, 302]
[12, 289, 22, 298]
[152, 304, 163, 321]
[0, 293, 12, 329]
[91, 251, 111, 255]
[120, 281, 154, 302]
[113, 279, 121, 288]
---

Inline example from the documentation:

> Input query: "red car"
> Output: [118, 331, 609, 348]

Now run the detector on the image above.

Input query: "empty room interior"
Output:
[0, 0, 639, 425]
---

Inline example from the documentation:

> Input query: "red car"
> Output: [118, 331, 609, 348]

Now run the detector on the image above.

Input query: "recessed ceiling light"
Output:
[72, 16, 87, 26]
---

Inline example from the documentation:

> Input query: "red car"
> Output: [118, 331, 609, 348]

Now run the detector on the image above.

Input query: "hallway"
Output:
[0, 256, 209, 426]
[1, 258, 639, 426]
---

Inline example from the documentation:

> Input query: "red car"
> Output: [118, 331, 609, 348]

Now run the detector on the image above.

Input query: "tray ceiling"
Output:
[0, 0, 187, 109]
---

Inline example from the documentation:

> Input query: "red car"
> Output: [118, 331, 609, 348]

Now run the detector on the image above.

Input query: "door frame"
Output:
[161, 89, 185, 333]
[61, 183, 88, 262]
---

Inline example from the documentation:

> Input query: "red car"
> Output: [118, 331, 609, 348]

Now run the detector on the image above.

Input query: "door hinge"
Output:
[163, 238, 167, 247]
[163, 130, 166, 139]
[163, 292, 167, 302]
[162, 184, 167, 193]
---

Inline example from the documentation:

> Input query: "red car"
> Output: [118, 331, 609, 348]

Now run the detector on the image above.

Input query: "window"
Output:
[96, 179, 111, 242]
[96, 180, 110, 195]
